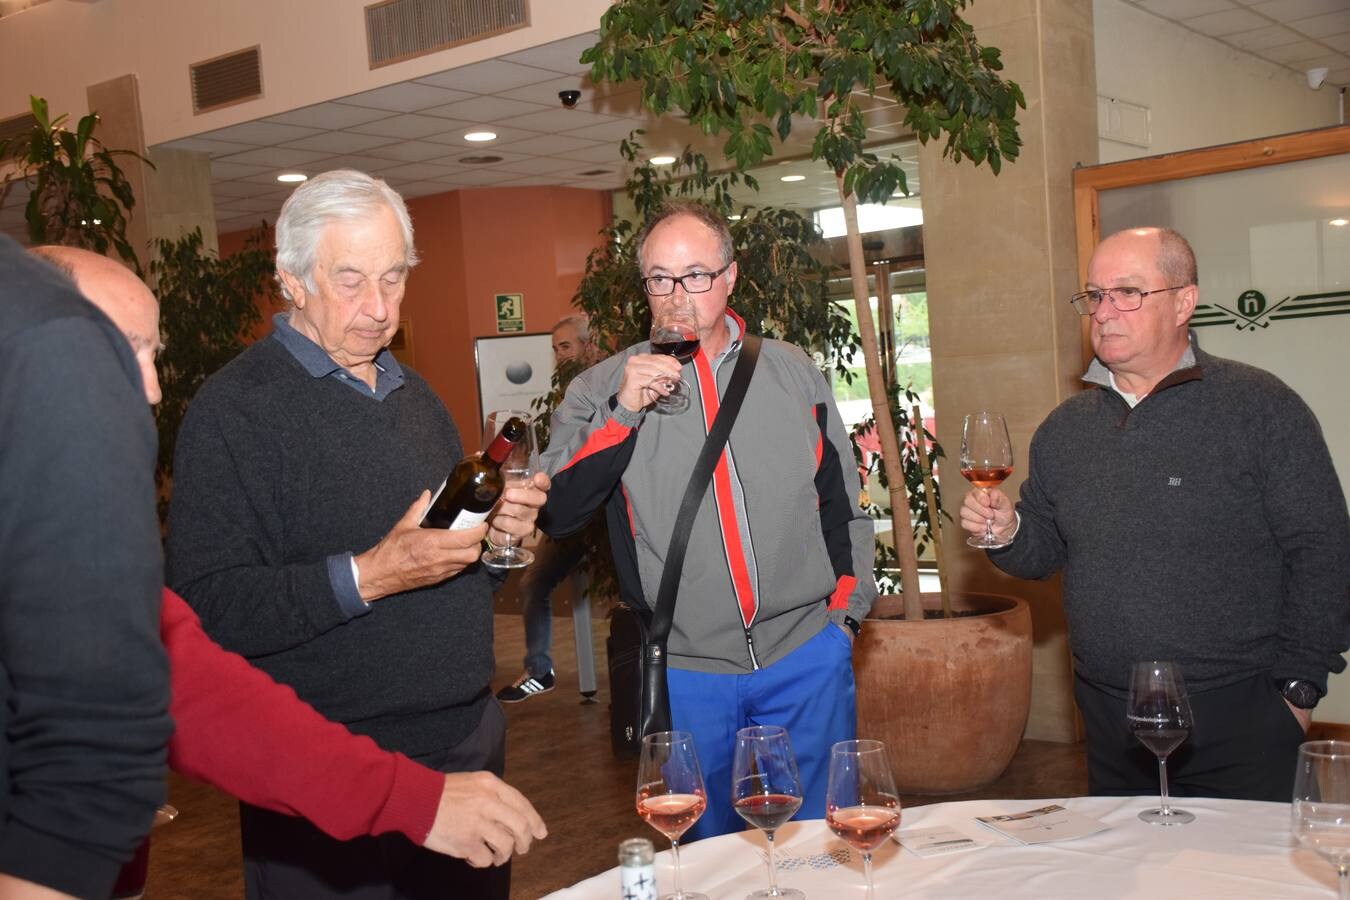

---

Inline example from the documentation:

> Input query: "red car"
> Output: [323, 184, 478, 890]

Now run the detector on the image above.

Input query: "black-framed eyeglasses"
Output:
[1069, 285, 1188, 315]
[641, 262, 732, 296]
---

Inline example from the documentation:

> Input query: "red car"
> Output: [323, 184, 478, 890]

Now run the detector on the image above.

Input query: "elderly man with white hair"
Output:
[166, 170, 549, 899]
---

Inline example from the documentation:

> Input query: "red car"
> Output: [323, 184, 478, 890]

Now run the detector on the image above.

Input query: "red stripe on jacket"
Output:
[558, 418, 633, 473]
[827, 574, 857, 610]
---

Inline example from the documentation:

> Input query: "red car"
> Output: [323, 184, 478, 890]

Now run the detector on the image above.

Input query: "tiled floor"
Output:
[146, 602, 1087, 898]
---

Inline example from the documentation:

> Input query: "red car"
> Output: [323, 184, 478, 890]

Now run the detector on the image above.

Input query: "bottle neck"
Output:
[483, 429, 518, 464]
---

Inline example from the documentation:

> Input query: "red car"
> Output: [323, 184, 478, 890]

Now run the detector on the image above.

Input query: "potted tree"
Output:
[585, 0, 1033, 793]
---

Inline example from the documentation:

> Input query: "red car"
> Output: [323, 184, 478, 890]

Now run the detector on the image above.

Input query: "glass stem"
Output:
[1157, 755, 1171, 815]
[764, 830, 779, 893]
[1339, 864, 1349, 900]
[670, 838, 684, 899]
[981, 488, 997, 543]
[862, 850, 875, 900]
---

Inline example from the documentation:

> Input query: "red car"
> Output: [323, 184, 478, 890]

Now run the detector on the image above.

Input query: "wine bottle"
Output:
[420, 416, 526, 530]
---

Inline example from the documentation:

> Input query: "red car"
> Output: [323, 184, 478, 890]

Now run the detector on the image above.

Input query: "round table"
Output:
[547, 796, 1337, 898]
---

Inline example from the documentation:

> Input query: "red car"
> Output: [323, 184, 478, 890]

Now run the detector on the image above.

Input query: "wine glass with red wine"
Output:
[732, 725, 804, 900]
[649, 297, 700, 414]
[826, 739, 900, 899]
[960, 411, 1015, 549]
[1127, 661, 1195, 825]
[479, 409, 536, 570]
[637, 731, 709, 900]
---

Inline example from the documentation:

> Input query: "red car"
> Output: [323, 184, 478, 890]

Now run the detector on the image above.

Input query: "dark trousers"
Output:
[241, 701, 510, 900]
[1074, 672, 1306, 803]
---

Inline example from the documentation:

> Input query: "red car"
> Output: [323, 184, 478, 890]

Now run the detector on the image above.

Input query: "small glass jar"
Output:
[618, 837, 657, 900]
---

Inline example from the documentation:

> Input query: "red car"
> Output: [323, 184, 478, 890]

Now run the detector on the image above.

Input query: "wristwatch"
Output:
[1277, 678, 1320, 710]
[842, 616, 862, 638]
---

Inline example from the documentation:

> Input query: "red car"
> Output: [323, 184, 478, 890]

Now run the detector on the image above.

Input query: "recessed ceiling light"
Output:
[649, 155, 677, 165]
[780, 174, 806, 182]
[459, 155, 503, 165]
[1331, 218, 1349, 227]
[277, 172, 308, 183]
[464, 131, 497, 142]
[728, 214, 742, 221]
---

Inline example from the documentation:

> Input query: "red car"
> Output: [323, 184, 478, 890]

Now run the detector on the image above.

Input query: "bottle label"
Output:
[447, 509, 491, 531]
[620, 864, 657, 900]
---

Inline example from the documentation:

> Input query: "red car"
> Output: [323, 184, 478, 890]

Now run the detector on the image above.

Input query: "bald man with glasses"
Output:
[962, 226, 1350, 802]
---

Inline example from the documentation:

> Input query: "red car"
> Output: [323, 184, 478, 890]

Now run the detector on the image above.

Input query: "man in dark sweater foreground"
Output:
[962, 227, 1350, 803]
[167, 170, 549, 898]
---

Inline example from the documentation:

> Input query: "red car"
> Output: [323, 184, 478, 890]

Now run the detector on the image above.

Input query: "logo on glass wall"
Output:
[1193, 289, 1350, 331]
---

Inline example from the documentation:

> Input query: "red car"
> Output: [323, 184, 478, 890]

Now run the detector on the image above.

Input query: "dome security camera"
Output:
[1307, 67, 1329, 90]
[559, 90, 581, 108]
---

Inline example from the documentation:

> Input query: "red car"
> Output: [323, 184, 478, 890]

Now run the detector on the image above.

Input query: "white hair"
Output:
[274, 169, 419, 302]
[552, 313, 591, 343]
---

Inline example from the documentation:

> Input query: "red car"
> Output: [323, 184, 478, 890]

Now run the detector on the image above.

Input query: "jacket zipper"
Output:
[744, 627, 761, 670]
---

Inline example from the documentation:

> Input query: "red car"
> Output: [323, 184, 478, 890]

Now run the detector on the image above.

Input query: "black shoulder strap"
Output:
[649, 334, 762, 642]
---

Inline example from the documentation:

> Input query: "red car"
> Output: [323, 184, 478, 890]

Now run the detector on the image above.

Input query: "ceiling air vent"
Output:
[190, 46, 263, 115]
[365, 0, 529, 69]
[0, 111, 38, 157]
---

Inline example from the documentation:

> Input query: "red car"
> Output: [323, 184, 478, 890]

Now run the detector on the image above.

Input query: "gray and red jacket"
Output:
[539, 311, 876, 674]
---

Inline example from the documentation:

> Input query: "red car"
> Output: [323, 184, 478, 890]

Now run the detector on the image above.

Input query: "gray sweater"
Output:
[167, 334, 496, 756]
[991, 346, 1350, 694]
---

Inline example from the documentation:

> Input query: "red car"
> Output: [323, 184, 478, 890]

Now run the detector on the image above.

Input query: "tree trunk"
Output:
[837, 173, 923, 622]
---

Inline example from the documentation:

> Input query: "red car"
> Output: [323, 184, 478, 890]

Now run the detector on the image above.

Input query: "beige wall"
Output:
[1094, 0, 1341, 164]
[0, 0, 611, 146]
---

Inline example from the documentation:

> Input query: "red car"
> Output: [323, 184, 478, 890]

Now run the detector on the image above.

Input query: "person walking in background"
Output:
[962, 226, 1350, 803]
[498, 314, 601, 703]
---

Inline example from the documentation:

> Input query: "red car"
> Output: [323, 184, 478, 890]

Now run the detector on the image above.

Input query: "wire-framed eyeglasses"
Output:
[1069, 285, 1187, 315]
[641, 262, 732, 296]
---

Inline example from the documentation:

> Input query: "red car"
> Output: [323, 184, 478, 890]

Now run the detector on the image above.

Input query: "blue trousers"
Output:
[666, 622, 857, 842]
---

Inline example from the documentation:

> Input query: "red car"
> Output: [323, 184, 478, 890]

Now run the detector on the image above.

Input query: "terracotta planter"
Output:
[853, 592, 1032, 794]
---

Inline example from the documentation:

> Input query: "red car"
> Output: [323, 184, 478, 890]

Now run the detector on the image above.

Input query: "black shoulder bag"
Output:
[635, 334, 762, 743]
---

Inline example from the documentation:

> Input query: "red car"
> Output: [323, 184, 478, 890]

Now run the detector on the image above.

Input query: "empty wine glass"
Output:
[1127, 661, 1195, 825]
[480, 409, 536, 570]
[732, 725, 804, 900]
[960, 411, 1014, 549]
[637, 731, 709, 900]
[648, 297, 700, 414]
[1293, 740, 1350, 899]
[826, 739, 900, 899]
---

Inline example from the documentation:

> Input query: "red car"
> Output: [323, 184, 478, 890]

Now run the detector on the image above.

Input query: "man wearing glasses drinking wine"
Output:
[165, 171, 549, 898]
[541, 201, 876, 840]
[961, 226, 1350, 803]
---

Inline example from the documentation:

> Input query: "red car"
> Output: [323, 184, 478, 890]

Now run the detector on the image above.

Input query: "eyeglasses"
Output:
[1069, 285, 1188, 315]
[641, 262, 732, 296]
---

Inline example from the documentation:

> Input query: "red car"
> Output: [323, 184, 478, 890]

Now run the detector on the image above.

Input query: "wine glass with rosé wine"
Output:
[637, 730, 709, 900]
[827, 739, 900, 900]
[960, 411, 1015, 549]
[732, 725, 805, 900]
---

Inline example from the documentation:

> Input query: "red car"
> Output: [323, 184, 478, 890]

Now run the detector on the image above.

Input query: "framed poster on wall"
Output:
[473, 332, 554, 427]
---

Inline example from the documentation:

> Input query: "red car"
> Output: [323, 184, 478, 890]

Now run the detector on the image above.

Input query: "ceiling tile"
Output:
[419, 95, 553, 122]
[1289, 10, 1350, 37]
[1136, 0, 1239, 16]
[264, 102, 393, 130]
[200, 121, 324, 146]
[500, 32, 599, 74]
[1183, 8, 1269, 35]
[340, 82, 472, 112]
[210, 160, 274, 180]
[493, 134, 602, 156]
[1260, 38, 1333, 62]
[486, 155, 594, 176]
[440, 148, 532, 166]
[349, 114, 463, 139]
[316, 154, 406, 172]
[496, 174, 569, 187]
[1251, 0, 1349, 18]
[216, 146, 332, 167]
[156, 136, 257, 158]
[363, 141, 460, 163]
[554, 143, 631, 165]
[1295, 51, 1350, 69]
[415, 59, 562, 93]
[1322, 32, 1350, 51]
[432, 169, 520, 186]
[421, 124, 542, 146]
[508, 107, 621, 133]
[378, 161, 462, 181]
[280, 132, 395, 154]
[558, 116, 649, 144]
[1223, 24, 1307, 49]
[497, 72, 628, 108]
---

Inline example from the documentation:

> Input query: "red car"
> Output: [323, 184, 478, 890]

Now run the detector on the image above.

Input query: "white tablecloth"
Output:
[547, 796, 1337, 898]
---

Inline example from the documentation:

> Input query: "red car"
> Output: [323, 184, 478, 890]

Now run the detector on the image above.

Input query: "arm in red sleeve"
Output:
[160, 588, 443, 844]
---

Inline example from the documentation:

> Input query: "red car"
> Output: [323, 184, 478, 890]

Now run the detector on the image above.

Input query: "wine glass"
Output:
[826, 739, 900, 899]
[960, 411, 1015, 549]
[732, 725, 804, 900]
[1293, 741, 1350, 899]
[648, 297, 700, 414]
[637, 731, 709, 900]
[480, 409, 536, 570]
[1127, 661, 1195, 825]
